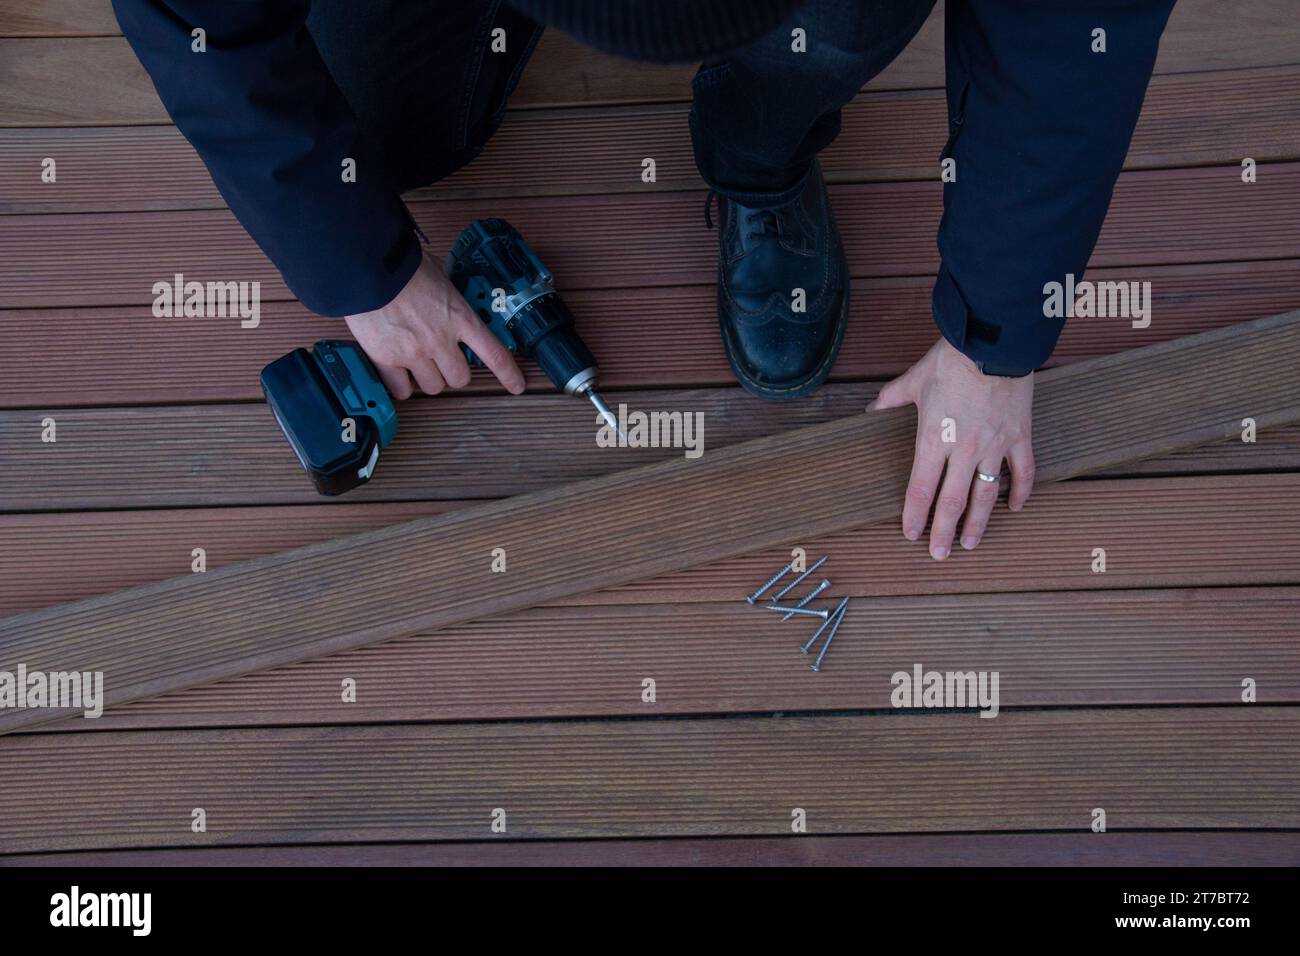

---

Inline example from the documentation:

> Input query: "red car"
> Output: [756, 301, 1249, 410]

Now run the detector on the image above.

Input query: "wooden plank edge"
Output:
[4, 831, 1297, 867]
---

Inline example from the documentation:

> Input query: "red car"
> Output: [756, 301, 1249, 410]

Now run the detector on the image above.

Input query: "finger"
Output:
[378, 364, 414, 402]
[429, 341, 473, 390]
[459, 319, 525, 395]
[901, 431, 947, 542]
[1007, 439, 1036, 511]
[407, 359, 447, 397]
[960, 458, 1003, 550]
[929, 454, 976, 560]
[867, 369, 916, 411]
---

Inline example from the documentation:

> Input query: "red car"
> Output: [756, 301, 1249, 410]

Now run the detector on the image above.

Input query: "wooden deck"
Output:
[1, 0, 1298, 865]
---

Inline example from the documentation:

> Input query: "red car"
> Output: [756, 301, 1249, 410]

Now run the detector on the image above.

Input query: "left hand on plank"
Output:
[869, 336, 1035, 559]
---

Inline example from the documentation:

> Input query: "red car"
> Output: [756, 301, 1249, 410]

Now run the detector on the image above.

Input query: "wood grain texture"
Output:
[8, 65, 1296, 214]
[5, 164, 1296, 308]
[3, 0, 1296, 121]
[25, 586, 1299, 731]
[2, 310, 1299, 734]
[0, 1, 120, 36]
[0, 32, 691, 126]
[3, 379, 1295, 512]
[4, 260, 1297, 407]
[7, 830, 1297, 866]
[1, 708, 1295, 851]
[4, 473, 1299, 616]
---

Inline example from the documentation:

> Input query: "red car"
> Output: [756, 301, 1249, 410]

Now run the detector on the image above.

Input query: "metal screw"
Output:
[765, 604, 829, 619]
[745, 560, 796, 604]
[811, 599, 850, 672]
[770, 555, 829, 603]
[782, 579, 831, 621]
[801, 596, 849, 655]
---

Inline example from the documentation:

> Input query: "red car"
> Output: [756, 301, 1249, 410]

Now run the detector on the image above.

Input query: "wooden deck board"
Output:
[5, 165, 1298, 308]
[2, 312, 1298, 736]
[9, 831, 1299, 866]
[3, 381, 1295, 512]
[23, 586, 1299, 731]
[3, 0, 1296, 122]
[1, 708, 1295, 852]
[4, 474, 1299, 617]
[3, 261, 1297, 407]
[6, 64, 1296, 214]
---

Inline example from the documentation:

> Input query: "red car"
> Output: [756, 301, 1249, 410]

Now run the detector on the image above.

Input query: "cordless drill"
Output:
[260, 218, 616, 496]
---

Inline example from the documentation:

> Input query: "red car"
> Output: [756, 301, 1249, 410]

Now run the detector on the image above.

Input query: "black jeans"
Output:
[307, 0, 932, 203]
[689, 0, 936, 205]
[306, 0, 545, 194]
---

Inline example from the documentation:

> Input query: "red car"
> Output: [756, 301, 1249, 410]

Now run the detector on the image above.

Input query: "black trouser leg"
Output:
[307, 0, 544, 194]
[690, 0, 936, 205]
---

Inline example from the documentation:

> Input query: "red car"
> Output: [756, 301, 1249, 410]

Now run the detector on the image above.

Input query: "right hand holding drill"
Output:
[344, 250, 526, 400]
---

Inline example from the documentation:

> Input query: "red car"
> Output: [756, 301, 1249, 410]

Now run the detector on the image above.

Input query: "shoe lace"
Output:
[744, 207, 782, 238]
[703, 189, 786, 240]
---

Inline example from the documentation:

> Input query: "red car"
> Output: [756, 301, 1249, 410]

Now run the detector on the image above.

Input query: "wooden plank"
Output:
[4, 260, 1297, 407]
[5, 164, 1296, 308]
[24, 586, 1298, 731]
[0, 33, 690, 126]
[1117, 426, 1300, 475]
[8, 830, 1299, 866]
[0, 708, 1295, 851]
[3, 377, 1295, 512]
[8, 65, 1296, 213]
[4, 473, 1299, 617]
[1, 311, 1299, 734]
[4, 0, 1297, 121]
[0, 1, 120, 36]
[0, 502, 456, 615]
[0, 386, 866, 511]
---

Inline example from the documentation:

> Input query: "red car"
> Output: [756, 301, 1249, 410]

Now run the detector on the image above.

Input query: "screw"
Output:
[811, 599, 850, 672]
[765, 604, 829, 619]
[782, 579, 831, 622]
[801, 596, 849, 655]
[771, 555, 829, 603]
[745, 560, 796, 604]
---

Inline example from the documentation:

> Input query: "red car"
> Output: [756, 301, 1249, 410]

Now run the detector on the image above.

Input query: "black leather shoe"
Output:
[706, 160, 848, 400]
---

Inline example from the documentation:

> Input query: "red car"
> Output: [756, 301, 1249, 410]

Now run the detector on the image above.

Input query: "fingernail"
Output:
[904, 527, 920, 541]
[960, 536, 977, 550]
[932, 545, 948, 560]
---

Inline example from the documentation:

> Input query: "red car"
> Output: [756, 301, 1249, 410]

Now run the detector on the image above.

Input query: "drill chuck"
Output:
[504, 290, 598, 395]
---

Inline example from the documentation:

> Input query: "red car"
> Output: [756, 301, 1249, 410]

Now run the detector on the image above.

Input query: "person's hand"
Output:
[344, 250, 525, 400]
[869, 336, 1035, 559]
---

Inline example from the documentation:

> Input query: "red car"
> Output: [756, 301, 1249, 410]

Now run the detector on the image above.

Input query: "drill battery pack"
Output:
[259, 340, 398, 496]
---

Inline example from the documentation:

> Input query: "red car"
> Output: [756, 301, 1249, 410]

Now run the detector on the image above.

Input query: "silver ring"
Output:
[975, 471, 999, 483]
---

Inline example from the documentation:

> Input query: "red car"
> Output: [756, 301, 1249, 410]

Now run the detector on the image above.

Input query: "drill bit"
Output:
[584, 387, 624, 439]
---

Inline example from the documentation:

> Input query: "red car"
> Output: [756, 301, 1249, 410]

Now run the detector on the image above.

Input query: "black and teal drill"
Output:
[260, 218, 616, 496]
